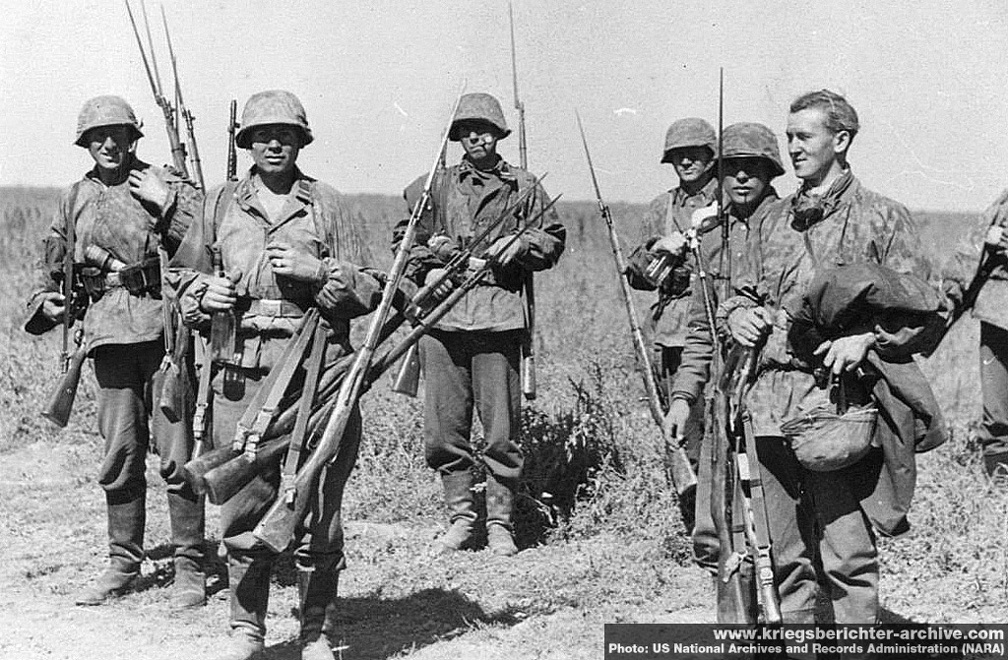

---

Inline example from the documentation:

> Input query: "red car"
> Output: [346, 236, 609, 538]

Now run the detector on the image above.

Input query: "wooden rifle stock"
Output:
[42, 338, 87, 428]
[575, 112, 697, 495]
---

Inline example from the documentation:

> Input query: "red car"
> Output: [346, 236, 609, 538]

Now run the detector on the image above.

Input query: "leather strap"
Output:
[282, 323, 327, 502]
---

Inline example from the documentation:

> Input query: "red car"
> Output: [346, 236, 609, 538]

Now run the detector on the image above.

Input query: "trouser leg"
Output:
[805, 465, 879, 624]
[473, 332, 522, 556]
[980, 323, 1008, 479]
[692, 431, 719, 574]
[77, 345, 154, 605]
[422, 332, 479, 551]
[752, 436, 818, 623]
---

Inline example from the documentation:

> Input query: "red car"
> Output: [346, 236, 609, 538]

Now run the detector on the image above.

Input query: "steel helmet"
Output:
[235, 90, 314, 148]
[660, 118, 715, 163]
[449, 93, 511, 141]
[722, 122, 785, 177]
[74, 95, 143, 147]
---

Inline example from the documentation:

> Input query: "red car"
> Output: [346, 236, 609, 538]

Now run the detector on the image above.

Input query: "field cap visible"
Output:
[722, 122, 785, 177]
[75, 95, 143, 147]
[661, 118, 715, 163]
[235, 90, 314, 148]
[449, 92, 511, 141]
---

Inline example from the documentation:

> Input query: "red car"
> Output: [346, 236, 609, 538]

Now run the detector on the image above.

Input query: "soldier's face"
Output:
[786, 108, 848, 184]
[86, 125, 137, 172]
[457, 121, 499, 164]
[723, 158, 771, 207]
[249, 124, 301, 175]
[669, 147, 714, 184]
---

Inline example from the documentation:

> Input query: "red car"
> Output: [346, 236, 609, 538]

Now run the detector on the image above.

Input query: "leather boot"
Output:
[435, 471, 477, 554]
[485, 474, 518, 557]
[218, 554, 270, 660]
[76, 489, 145, 605]
[168, 491, 206, 609]
[298, 562, 340, 660]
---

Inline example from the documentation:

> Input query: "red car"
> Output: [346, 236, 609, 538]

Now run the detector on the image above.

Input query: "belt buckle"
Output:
[259, 299, 282, 316]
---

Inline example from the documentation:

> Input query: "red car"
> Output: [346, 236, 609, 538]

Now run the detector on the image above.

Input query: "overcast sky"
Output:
[2, 0, 1007, 212]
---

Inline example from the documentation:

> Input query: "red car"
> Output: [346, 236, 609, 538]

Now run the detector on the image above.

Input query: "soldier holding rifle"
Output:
[24, 95, 206, 608]
[720, 90, 939, 624]
[397, 92, 565, 557]
[624, 118, 720, 527]
[169, 90, 382, 660]
[663, 123, 786, 588]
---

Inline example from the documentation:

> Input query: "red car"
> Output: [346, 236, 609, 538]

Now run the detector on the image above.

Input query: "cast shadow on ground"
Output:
[257, 587, 522, 660]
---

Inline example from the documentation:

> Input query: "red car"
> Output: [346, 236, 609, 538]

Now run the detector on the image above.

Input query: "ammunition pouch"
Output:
[80, 257, 161, 301]
[781, 404, 878, 472]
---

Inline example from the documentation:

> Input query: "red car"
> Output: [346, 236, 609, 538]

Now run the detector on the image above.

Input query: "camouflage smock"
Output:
[168, 169, 382, 366]
[721, 171, 934, 437]
[626, 177, 719, 348]
[670, 191, 781, 404]
[941, 187, 1008, 331]
[397, 156, 565, 332]
[25, 159, 201, 351]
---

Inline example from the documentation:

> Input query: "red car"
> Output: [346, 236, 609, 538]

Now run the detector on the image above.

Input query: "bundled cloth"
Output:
[782, 262, 948, 536]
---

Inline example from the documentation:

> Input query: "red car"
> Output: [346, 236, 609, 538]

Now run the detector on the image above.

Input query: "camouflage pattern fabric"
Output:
[625, 177, 720, 348]
[25, 159, 201, 351]
[397, 155, 565, 332]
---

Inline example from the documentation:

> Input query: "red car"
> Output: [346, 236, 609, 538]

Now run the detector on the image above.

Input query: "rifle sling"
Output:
[281, 323, 327, 501]
[233, 309, 320, 453]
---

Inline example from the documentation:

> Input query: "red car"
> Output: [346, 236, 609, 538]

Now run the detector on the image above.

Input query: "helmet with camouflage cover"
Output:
[449, 92, 511, 141]
[235, 90, 314, 149]
[722, 122, 785, 177]
[660, 118, 715, 163]
[74, 95, 143, 147]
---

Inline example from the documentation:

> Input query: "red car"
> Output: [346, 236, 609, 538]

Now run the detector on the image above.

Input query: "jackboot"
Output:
[168, 491, 207, 609]
[75, 489, 145, 606]
[435, 471, 477, 554]
[298, 563, 341, 660]
[217, 554, 270, 660]
[485, 474, 518, 557]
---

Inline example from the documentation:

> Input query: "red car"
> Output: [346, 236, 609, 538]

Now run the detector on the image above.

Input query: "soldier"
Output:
[169, 90, 382, 660]
[625, 117, 719, 530]
[721, 89, 937, 624]
[662, 123, 785, 582]
[24, 95, 206, 608]
[397, 92, 565, 557]
[944, 192, 1008, 482]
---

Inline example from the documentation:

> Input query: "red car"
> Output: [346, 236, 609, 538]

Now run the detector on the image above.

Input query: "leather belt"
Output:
[235, 298, 310, 318]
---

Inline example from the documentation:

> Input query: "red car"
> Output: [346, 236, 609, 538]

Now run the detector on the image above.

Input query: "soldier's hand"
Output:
[985, 225, 1008, 253]
[128, 167, 170, 216]
[424, 267, 454, 300]
[485, 235, 525, 266]
[39, 291, 66, 323]
[814, 332, 875, 375]
[727, 307, 773, 347]
[200, 271, 241, 312]
[663, 398, 691, 442]
[652, 232, 688, 258]
[266, 241, 326, 283]
[427, 235, 456, 261]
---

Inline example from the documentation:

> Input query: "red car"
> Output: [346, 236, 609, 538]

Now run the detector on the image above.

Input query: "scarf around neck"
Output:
[791, 168, 854, 231]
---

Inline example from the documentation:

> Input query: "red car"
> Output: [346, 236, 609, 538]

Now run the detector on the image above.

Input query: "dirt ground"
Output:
[0, 441, 714, 660]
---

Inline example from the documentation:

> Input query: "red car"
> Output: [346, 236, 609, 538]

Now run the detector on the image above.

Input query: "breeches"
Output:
[93, 340, 192, 496]
[421, 329, 523, 481]
[980, 322, 1008, 458]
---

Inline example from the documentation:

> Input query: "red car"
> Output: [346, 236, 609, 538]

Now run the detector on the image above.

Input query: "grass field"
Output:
[0, 185, 1005, 659]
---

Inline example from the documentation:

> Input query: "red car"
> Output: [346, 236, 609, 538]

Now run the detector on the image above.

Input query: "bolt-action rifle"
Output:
[509, 1, 537, 400]
[41, 200, 88, 428]
[391, 174, 545, 396]
[185, 182, 551, 504]
[247, 91, 465, 552]
[575, 111, 697, 496]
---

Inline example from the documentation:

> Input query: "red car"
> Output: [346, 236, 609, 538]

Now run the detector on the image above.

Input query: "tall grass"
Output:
[2, 186, 1004, 619]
